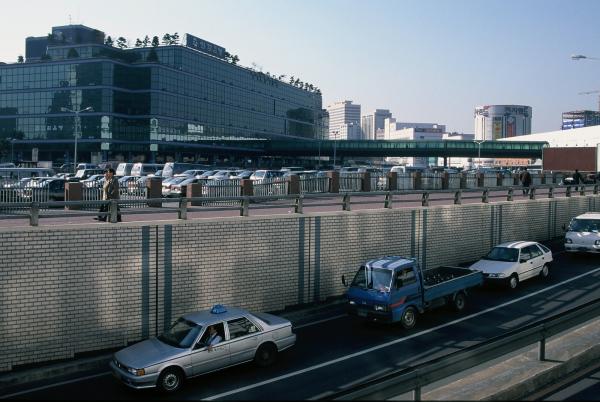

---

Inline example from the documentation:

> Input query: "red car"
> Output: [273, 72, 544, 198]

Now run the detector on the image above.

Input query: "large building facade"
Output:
[474, 105, 531, 141]
[326, 100, 360, 140]
[562, 110, 600, 130]
[0, 25, 324, 164]
[361, 109, 391, 140]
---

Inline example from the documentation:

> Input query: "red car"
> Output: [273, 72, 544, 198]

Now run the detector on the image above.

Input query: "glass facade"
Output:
[0, 26, 324, 163]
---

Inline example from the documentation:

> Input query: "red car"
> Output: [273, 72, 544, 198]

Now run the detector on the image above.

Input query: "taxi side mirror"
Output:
[342, 275, 347, 287]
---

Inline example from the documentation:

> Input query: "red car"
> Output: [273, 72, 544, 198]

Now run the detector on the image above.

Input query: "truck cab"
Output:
[343, 256, 483, 329]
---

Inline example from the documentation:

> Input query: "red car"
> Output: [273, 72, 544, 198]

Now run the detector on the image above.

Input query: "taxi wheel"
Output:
[540, 264, 549, 279]
[255, 343, 277, 367]
[508, 275, 519, 290]
[400, 307, 417, 329]
[158, 367, 184, 393]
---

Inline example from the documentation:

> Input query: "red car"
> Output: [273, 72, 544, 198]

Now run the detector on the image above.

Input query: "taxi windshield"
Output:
[350, 265, 392, 292]
[158, 318, 202, 348]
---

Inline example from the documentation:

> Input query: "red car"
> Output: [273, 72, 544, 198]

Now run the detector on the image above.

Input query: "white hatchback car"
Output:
[469, 241, 553, 289]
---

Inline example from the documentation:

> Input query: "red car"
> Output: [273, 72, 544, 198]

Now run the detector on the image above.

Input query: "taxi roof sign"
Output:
[211, 304, 227, 314]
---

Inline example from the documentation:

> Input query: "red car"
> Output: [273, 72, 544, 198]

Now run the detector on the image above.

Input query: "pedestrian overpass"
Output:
[193, 139, 547, 158]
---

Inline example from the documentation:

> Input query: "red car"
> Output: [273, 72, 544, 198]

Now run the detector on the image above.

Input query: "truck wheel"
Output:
[508, 274, 519, 290]
[400, 307, 417, 329]
[453, 292, 467, 312]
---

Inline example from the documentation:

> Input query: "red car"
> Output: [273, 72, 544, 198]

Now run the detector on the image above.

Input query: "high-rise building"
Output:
[326, 100, 360, 139]
[361, 109, 391, 140]
[0, 24, 323, 164]
[474, 105, 531, 141]
[561, 110, 600, 130]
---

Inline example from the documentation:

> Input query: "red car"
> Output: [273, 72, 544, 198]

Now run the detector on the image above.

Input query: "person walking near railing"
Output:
[95, 168, 121, 222]
[573, 169, 583, 191]
[519, 167, 531, 196]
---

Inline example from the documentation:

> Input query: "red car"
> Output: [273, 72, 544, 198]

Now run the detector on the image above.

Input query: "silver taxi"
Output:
[110, 305, 296, 393]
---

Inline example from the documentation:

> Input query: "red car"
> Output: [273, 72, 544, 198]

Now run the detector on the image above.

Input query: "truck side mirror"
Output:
[342, 275, 347, 287]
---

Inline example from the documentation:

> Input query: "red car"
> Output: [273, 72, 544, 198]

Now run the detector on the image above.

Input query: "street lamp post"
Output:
[331, 130, 339, 170]
[61, 106, 93, 173]
[7, 138, 14, 163]
[473, 139, 484, 168]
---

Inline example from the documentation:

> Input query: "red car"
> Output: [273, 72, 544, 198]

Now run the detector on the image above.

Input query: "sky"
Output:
[2, 0, 600, 134]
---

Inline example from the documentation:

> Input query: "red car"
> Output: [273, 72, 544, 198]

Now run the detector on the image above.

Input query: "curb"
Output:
[487, 343, 600, 401]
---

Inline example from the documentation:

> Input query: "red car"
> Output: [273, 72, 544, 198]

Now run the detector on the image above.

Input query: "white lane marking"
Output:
[294, 314, 347, 329]
[0, 372, 111, 399]
[200, 266, 600, 401]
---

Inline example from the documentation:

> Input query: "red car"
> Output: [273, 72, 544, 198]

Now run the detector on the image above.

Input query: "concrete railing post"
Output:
[442, 172, 449, 190]
[178, 197, 188, 220]
[477, 172, 484, 187]
[288, 174, 300, 195]
[460, 173, 467, 189]
[497, 173, 503, 187]
[241, 179, 254, 197]
[189, 183, 202, 206]
[146, 177, 162, 208]
[513, 173, 520, 186]
[388, 171, 397, 191]
[65, 181, 82, 210]
[109, 199, 118, 223]
[361, 172, 371, 192]
[327, 171, 339, 193]
[414, 171, 422, 190]
[30, 202, 39, 226]
[454, 190, 462, 205]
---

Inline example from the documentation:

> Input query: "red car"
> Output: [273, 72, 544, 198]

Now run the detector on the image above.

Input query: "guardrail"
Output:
[322, 297, 600, 401]
[1, 184, 597, 226]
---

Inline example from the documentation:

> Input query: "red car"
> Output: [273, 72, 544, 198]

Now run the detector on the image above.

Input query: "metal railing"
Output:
[421, 172, 442, 190]
[300, 175, 330, 194]
[2, 184, 598, 226]
[322, 297, 600, 401]
[340, 173, 363, 192]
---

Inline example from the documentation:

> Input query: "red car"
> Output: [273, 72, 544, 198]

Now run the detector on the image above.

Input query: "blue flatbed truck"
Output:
[343, 256, 484, 329]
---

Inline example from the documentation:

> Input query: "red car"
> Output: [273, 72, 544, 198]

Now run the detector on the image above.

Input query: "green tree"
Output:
[162, 33, 171, 45]
[116, 37, 128, 49]
[104, 36, 114, 46]
[17, 55, 24, 63]
[142, 35, 150, 47]
[135, 38, 143, 47]
[231, 55, 239, 65]
[171, 32, 179, 44]
[289, 76, 295, 84]
[47, 33, 56, 44]
[152, 36, 160, 47]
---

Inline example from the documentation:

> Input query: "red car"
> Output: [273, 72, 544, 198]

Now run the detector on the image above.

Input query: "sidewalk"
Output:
[421, 317, 600, 400]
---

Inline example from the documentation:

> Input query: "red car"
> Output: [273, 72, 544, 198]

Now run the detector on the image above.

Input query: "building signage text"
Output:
[184, 33, 226, 59]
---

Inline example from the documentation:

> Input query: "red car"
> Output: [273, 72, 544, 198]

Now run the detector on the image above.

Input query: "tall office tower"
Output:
[361, 109, 392, 140]
[474, 105, 532, 141]
[326, 100, 361, 139]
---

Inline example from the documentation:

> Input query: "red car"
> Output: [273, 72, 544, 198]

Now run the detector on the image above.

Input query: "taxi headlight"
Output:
[349, 300, 356, 305]
[595, 240, 600, 246]
[488, 273, 506, 278]
[374, 305, 387, 312]
[128, 367, 145, 376]
[566, 238, 573, 244]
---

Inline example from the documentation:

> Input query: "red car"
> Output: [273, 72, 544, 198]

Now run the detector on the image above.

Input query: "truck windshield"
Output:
[350, 265, 392, 292]
[483, 247, 519, 262]
[569, 219, 600, 233]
